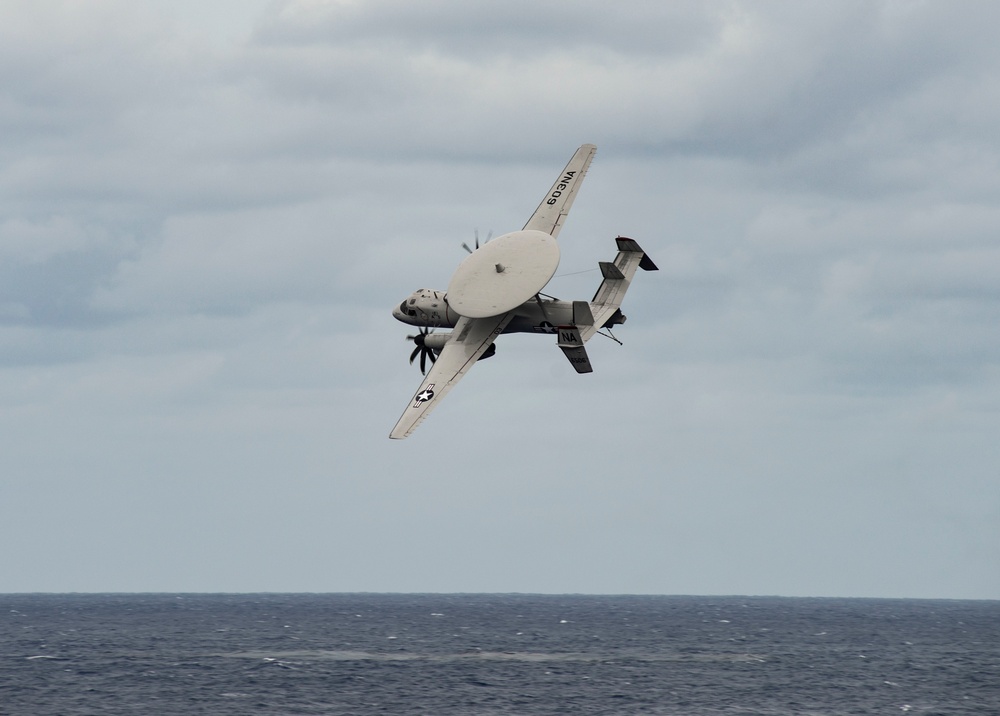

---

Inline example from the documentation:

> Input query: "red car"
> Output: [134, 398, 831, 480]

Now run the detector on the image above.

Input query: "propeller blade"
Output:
[462, 229, 492, 254]
[406, 325, 439, 374]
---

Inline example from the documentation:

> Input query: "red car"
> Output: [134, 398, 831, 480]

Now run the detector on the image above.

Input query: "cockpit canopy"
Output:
[398, 289, 444, 316]
[393, 288, 456, 327]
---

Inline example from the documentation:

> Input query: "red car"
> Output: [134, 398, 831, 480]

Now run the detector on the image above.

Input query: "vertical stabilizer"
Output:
[557, 325, 593, 373]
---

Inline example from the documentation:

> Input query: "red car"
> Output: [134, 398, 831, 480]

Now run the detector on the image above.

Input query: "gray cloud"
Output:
[1, 0, 998, 598]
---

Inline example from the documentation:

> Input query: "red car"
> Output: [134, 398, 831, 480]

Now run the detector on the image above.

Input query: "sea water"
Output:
[2, 594, 998, 715]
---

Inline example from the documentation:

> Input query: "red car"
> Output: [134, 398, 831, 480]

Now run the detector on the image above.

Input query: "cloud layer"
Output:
[1, 0, 998, 597]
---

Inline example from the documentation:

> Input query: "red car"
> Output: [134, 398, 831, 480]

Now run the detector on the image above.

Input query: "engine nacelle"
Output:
[415, 331, 494, 362]
[423, 333, 450, 352]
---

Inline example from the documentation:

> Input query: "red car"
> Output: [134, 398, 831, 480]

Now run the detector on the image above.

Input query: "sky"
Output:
[2, 0, 998, 598]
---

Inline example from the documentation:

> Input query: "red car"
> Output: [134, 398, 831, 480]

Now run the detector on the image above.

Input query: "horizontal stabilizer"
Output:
[557, 325, 593, 373]
[580, 236, 658, 343]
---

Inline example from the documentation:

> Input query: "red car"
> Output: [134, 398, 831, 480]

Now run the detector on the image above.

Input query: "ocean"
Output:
[2, 594, 997, 715]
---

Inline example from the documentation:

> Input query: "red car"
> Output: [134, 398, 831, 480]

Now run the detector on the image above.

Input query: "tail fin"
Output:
[557, 325, 593, 373]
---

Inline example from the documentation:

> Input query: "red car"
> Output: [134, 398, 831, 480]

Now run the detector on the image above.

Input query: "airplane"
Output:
[390, 143, 657, 439]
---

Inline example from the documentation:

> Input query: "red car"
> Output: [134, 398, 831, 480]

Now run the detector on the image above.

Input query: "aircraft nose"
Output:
[392, 300, 411, 323]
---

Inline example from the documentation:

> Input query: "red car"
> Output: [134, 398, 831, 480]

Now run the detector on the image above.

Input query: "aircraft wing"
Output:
[389, 312, 515, 439]
[522, 143, 597, 240]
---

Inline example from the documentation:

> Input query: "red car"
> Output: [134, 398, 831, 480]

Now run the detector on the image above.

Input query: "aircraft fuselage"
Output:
[392, 289, 576, 335]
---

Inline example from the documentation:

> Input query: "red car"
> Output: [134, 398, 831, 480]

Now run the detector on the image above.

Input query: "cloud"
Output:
[1, 0, 999, 597]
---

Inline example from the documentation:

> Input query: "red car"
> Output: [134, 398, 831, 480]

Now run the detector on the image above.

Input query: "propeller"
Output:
[462, 228, 493, 254]
[407, 326, 438, 375]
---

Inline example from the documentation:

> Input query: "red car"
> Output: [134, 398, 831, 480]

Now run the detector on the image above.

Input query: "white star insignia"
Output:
[413, 384, 435, 406]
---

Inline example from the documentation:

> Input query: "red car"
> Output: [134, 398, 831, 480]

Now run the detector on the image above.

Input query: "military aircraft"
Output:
[390, 144, 657, 439]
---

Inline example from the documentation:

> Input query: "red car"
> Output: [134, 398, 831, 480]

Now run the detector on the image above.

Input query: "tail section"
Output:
[580, 237, 658, 343]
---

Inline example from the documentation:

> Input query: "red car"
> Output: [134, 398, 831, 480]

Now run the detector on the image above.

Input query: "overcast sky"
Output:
[2, 0, 998, 598]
